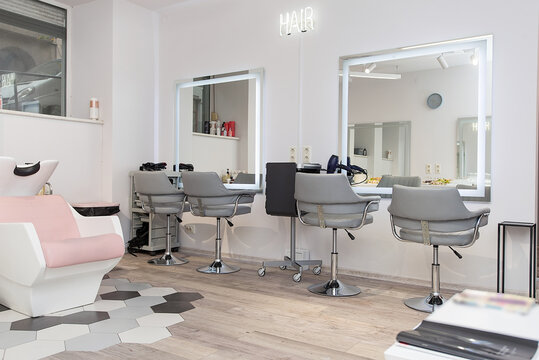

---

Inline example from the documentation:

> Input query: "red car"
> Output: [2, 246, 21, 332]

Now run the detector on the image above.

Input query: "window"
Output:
[0, 0, 66, 116]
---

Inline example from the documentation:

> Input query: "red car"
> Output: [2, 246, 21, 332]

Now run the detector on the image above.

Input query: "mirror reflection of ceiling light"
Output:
[437, 54, 449, 69]
[470, 51, 478, 66]
[365, 63, 377, 73]
[472, 121, 490, 132]
[339, 71, 401, 80]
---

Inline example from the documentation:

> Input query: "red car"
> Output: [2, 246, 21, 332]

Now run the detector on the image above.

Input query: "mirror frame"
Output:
[175, 69, 263, 190]
[340, 36, 491, 198]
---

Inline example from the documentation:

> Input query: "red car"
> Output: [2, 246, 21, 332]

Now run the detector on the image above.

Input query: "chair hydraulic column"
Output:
[197, 217, 240, 274]
[307, 228, 361, 297]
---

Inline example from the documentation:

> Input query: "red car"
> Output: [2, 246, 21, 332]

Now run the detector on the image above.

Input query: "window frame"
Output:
[0, 0, 70, 117]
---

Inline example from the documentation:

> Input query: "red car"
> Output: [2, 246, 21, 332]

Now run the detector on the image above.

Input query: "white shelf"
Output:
[193, 132, 239, 141]
[353, 154, 368, 158]
[0, 109, 104, 125]
[382, 158, 393, 161]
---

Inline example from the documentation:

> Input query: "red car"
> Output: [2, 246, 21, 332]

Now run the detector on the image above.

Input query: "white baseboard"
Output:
[178, 247, 495, 293]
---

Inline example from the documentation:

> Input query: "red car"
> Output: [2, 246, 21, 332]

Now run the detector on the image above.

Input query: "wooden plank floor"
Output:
[47, 252, 452, 360]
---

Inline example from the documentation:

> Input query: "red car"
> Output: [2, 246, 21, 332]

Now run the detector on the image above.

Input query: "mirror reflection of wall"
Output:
[457, 117, 491, 182]
[348, 121, 411, 179]
[176, 69, 262, 189]
[340, 36, 492, 199]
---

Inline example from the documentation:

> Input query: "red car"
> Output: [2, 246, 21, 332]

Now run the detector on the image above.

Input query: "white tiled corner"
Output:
[3, 340, 64, 360]
[83, 300, 126, 312]
[37, 324, 90, 341]
[0, 310, 29, 323]
[138, 287, 177, 297]
[118, 326, 171, 344]
[136, 313, 183, 328]
[48, 306, 84, 317]
[97, 285, 117, 295]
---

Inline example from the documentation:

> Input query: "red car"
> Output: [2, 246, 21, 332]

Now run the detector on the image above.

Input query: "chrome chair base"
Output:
[197, 260, 240, 274]
[148, 253, 189, 266]
[404, 294, 445, 313]
[308, 279, 361, 297]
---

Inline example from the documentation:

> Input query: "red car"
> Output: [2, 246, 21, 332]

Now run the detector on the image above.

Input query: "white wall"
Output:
[110, 0, 157, 239]
[191, 135, 239, 174]
[0, 113, 103, 202]
[158, 0, 539, 293]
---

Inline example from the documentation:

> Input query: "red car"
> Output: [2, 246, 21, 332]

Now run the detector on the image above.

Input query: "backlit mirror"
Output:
[340, 36, 492, 199]
[175, 69, 263, 189]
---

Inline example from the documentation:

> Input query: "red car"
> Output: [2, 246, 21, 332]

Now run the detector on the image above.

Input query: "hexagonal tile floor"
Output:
[0, 277, 203, 359]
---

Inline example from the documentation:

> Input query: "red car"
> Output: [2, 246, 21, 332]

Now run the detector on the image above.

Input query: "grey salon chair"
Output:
[295, 173, 380, 296]
[134, 171, 189, 266]
[376, 175, 421, 198]
[388, 185, 490, 312]
[233, 172, 254, 184]
[377, 175, 421, 188]
[181, 171, 256, 274]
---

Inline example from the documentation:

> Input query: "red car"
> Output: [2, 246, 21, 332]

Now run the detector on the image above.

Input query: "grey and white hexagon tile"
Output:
[0, 277, 203, 359]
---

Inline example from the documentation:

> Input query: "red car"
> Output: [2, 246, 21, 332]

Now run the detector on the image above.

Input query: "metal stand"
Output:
[404, 245, 444, 313]
[197, 217, 239, 274]
[148, 214, 188, 266]
[258, 218, 322, 282]
[497, 221, 537, 299]
[308, 229, 361, 297]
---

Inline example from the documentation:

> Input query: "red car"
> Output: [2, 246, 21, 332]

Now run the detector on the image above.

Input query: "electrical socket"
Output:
[425, 164, 432, 174]
[184, 224, 195, 234]
[302, 146, 312, 163]
[435, 163, 441, 174]
[289, 146, 297, 162]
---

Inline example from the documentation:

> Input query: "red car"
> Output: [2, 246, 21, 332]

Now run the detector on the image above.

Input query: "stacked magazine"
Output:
[397, 290, 538, 360]
[397, 320, 538, 360]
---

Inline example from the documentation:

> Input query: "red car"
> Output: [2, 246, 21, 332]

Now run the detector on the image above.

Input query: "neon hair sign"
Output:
[280, 7, 314, 36]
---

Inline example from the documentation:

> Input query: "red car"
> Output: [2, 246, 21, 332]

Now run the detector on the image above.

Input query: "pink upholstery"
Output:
[0, 195, 124, 268]
[41, 234, 124, 268]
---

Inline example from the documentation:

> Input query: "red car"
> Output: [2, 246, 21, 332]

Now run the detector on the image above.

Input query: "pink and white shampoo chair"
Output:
[0, 195, 125, 317]
[0, 156, 59, 196]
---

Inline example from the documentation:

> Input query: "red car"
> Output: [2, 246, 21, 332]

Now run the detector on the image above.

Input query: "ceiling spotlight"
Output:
[470, 52, 478, 66]
[437, 54, 449, 69]
[365, 63, 377, 73]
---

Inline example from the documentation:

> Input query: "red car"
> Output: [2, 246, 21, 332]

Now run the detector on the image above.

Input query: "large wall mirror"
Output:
[340, 36, 492, 199]
[175, 69, 263, 189]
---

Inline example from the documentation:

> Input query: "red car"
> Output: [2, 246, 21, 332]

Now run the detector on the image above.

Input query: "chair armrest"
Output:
[230, 190, 256, 204]
[357, 195, 381, 203]
[0, 223, 46, 286]
[71, 207, 123, 239]
[468, 208, 490, 218]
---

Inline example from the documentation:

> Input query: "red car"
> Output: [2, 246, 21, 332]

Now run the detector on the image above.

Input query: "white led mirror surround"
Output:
[175, 69, 263, 190]
[340, 36, 492, 198]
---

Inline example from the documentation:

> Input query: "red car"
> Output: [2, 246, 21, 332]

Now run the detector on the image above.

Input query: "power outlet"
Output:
[425, 164, 432, 174]
[289, 146, 297, 162]
[302, 146, 312, 163]
[435, 163, 441, 174]
[184, 224, 195, 234]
